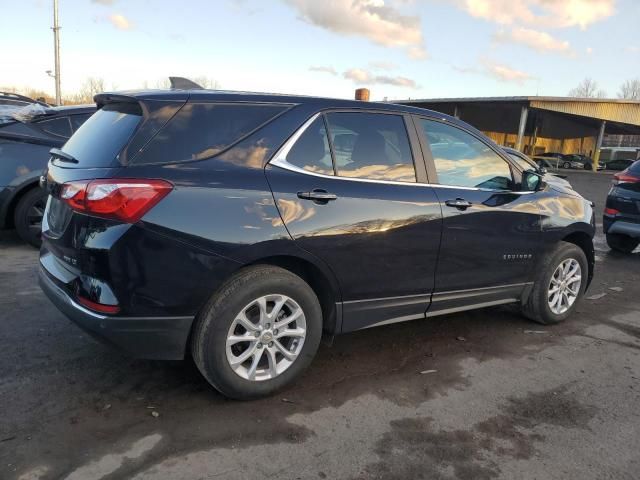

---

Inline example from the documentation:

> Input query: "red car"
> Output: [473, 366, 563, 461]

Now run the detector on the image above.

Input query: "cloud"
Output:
[482, 60, 532, 84]
[626, 46, 640, 54]
[92, 0, 116, 4]
[343, 68, 418, 88]
[494, 27, 572, 54]
[108, 13, 132, 30]
[369, 61, 397, 70]
[309, 65, 338, 75]
[586, 47, 593, 55]
[456, 0, 615, 30]
[283, 0, 427, 58]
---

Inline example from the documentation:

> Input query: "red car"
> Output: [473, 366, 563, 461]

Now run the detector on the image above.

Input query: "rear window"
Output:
[629, 160, 640, 174]
[132, 103, 287, 165]
[37, 117, 72, 138]
[61, 102, 142, 168]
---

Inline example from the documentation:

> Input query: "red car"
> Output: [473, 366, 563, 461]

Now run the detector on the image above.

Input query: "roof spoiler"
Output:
[169, 77, 203, 90]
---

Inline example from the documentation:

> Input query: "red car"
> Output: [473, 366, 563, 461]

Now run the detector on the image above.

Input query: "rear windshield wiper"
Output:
[49, 147, 78, 164]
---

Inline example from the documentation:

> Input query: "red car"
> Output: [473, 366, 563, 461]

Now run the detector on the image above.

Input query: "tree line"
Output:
[568, 77, 640, 100]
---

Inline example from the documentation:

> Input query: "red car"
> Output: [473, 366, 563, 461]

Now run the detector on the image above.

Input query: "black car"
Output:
[599, 158, 635, 171]
[39, 90, 595, 399]
[0, 103, 94, 246]
[603, 160, 640, 253]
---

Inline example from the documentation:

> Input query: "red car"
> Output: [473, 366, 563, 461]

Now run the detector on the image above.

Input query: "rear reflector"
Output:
[76, 295, 121, 314]
[60, 178, 173, 223]
[604, 207, 619, 216]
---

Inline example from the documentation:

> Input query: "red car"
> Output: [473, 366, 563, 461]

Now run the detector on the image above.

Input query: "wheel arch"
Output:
[561, 230, 595, 288]
[246, 255, 342, 334]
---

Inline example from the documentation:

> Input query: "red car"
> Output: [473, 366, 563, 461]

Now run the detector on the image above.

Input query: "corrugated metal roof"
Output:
[398, 96, 640, 127]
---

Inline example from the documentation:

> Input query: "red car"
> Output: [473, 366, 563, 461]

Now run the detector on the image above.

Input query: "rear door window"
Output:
[132, 103, 288, 165]
[60, 102, 142, 168]
[69, 113, 92, 132]
[324, 112, 416, 183]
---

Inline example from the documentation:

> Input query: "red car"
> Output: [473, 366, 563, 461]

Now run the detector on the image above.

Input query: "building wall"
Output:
[484, 131, 596, 156]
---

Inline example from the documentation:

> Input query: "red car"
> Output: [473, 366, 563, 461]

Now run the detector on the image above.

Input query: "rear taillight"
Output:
[60, 179, 173, 223]
[76, 295, 121, 314]
[604, 207, 619, 216]
[612, 172, 640, 185]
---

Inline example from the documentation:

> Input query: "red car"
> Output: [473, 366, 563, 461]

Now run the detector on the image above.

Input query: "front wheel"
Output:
[191, 265, 322, 399]
[562, 161, 572, 169]
[607, 233, 639, 254]
[521, 242, 588, 325]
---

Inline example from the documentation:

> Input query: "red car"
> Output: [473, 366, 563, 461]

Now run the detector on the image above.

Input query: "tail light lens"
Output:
[604, 207, 619, 216]
[612, 172, 640, 185]
[60, 179, 173, 223]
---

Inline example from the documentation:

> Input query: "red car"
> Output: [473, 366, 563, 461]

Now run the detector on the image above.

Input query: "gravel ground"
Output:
[1, 170, 638, 480]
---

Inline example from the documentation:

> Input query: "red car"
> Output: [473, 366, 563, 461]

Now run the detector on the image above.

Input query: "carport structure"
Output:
[398, 97, 640, 167]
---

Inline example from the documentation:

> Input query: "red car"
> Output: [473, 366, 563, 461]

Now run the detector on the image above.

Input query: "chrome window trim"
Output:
[268, 113, 536, 195]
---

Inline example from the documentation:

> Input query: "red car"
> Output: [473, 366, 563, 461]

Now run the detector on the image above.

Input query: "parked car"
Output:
[39, 90, 595, 399]
[0, 103, 94, 246]
[603, 160, 640, 253]
[502, 147, 571, 188]
[564, 154, 593, 170]
[535, 152, 584, 170]
[0, 91, 48, 112]
[598, 158, 635, 171]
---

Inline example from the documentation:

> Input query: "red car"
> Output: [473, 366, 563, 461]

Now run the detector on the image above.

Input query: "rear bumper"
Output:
[604, 219, 640, 238]
[39, 265, 194, 360]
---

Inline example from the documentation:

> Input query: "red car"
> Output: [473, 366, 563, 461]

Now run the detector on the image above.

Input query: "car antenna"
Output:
[169, 77, 204, 90]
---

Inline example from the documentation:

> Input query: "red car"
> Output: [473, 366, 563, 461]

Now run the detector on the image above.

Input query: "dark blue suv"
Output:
[39, 89, 595, 398]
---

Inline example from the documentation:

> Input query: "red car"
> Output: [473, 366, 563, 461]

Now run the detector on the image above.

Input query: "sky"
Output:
[1, 0, 639, 101]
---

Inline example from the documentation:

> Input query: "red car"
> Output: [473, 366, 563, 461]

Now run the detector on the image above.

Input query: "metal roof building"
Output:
[397, 96, 640, 166]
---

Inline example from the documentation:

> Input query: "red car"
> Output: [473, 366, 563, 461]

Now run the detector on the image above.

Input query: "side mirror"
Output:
[522, 170, 542, 192]
[538, 166, 547, 175]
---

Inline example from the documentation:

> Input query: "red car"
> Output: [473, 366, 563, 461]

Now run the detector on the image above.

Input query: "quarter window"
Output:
[285, 117, 334, 175]
[37, 117, 72, 138]
[419, 119, 513, 190]
[325, 112, 416, 183]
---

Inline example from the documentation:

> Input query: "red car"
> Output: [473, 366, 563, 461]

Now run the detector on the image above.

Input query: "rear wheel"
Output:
[191, 265, 322, 399]
[606, 233, 639, 254]
[562, 161, 571, 169]
[14, 187, 48, 248]
[521, 242, 588, 325]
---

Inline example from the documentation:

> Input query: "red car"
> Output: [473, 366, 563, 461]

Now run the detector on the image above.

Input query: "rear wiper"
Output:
[49, 147, 78, 164]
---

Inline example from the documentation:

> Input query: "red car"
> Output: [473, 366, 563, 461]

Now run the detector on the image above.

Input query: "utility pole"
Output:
[52, 0, 61, 105]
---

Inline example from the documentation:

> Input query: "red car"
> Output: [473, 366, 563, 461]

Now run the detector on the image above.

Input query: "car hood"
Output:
[546, 178, 584, 198]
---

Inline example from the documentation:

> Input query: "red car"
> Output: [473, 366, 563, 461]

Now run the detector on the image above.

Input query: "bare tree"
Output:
[192, 76, 220, 89]
[68, 77, 106, 104]
[618, 78, 640, 100]
[568, 78, 607, 98]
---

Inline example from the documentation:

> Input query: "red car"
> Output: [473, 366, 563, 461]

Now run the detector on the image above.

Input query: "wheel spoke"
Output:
[229, 343, 257, 366]
[226, 334, 255, 347]
[276, 327, 305, 339]
[247, 350, 263, 380]
[256, 297, 268, 326]
[266, 347, 278, 377]
[273, 339, 296, 361]
[270, 296, 287, 320]
[274, 308, 302, 330]
[235, 312, 259, 333]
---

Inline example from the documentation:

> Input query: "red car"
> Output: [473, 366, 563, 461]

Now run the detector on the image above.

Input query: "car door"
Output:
[266, 110, 442, 332]
[414, 116, 542, 315]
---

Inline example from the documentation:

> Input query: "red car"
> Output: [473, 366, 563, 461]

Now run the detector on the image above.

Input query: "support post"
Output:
[593, 121, 606, 170]
[453, 105, 460, 119]
[515, 106, 528, 152]
[52, 0, 61, 105]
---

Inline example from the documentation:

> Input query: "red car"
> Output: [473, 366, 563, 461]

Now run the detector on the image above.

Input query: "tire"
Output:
[606, 233, 639, 254]
[14, 187, 48, 248]
[562, 161, 571, 169]
[521, 242, 588, 325]
[191, 265, 323, 400]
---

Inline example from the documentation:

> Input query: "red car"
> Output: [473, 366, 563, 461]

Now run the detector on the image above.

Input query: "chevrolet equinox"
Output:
[39, 90, 595, 399]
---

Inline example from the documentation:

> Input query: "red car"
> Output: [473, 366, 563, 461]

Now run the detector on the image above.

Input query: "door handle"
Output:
[297, 189, 337, 203]
[445, 198, 472, 210]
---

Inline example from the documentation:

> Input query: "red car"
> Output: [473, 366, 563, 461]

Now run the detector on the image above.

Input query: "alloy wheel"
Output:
[225, 294, 307, 381]
[548, 258, 582, 315]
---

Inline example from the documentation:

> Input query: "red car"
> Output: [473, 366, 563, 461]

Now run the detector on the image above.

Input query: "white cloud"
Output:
[92, 0, 116, 4]
[309, 65, 338, 75]
[108, 13, 132, 30]
[343, 68, 418, 88]
[494, 27, 572, 54]
[482, 60, 532, 84]
[586, 46, 594, 55]
[283, 0, 427, 59]
[457, 0, 615, 30]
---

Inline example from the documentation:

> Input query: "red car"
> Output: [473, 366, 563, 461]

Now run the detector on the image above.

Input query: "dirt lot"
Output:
[1, 171, 639, 480]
